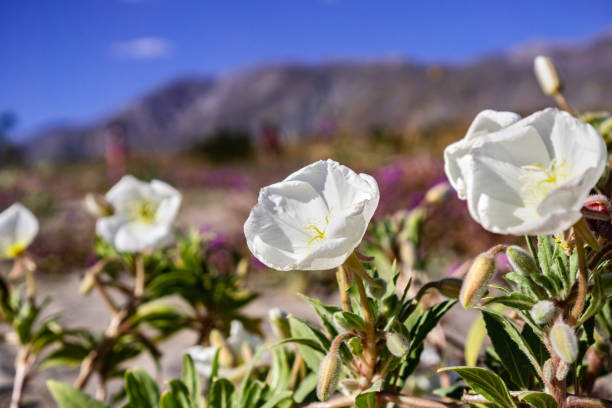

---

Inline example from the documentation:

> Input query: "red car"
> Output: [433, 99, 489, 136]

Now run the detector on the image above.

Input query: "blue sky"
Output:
[1, 0, 611, 136]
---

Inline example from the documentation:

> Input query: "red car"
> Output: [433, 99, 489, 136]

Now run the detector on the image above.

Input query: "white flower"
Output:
[444, 108, 606, 235]
[244, 159, 379, 271]
[187, 321, 264, 378]
[96, 175, 181, 252]
[0, 203, 39, 259]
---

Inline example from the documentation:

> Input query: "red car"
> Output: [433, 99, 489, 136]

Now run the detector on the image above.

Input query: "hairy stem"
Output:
[10, 347, 32, 408]
[569, 233, 588, 325]
[352, 270, 376, 384]
[336, 266, 352, 313]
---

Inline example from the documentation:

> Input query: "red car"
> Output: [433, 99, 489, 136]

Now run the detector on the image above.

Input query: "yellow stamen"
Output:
[5, 242, 26, 258]
[305, 212, 331, 246]
[520, 158, 568, 207]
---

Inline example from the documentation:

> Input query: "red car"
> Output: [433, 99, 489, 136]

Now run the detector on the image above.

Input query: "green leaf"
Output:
[161, 381, 191, 408]
[181, 354, 201, 407]
[438, 367, 517, 408]
[297, 294, 341, 337]
[354, 391, 376, 408]
[482, 293, 535, 310]
[517, 391, 557, 408]
[477, 308, 541, 380]
[259, 391, 293, 408]
[288, 317, 327, 372]
[125, 369, 160, 408]
[482, 310, 534, 389]
[293, 373, 317, 403]
[521, 324, 549, 366]
[47, 380, 108, 408]
[465, 315, 486, 366]
[407, 300, 456, 352]
[208, 378, 234, 408]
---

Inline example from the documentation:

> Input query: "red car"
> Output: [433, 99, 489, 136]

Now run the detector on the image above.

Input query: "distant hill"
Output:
[22, 33, 612, 159]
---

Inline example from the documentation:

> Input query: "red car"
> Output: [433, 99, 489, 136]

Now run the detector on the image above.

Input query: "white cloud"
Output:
[109, 37, 173, 59]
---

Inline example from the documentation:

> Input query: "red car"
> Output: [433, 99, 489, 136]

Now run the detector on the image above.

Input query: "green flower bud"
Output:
[316, 351, 341, 401]
[534, 55, 562, 95]
[530, 300, 555, 325]
[366, 277, 387, 299]
[269, 308, 291, 339]
[550, 321, 578, 364]
[436, 278, 462, 299]
[382, 294, 399, 316]
[386, 332, 410, 357]
[506, 246, 538, 275]
[460, 252, 496, 309]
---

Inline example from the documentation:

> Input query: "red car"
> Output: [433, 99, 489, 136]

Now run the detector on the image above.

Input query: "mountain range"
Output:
[23, 33, 612, 159]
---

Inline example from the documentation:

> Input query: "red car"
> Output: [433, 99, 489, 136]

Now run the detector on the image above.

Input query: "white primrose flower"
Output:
[0, 203, 39, 259]
[444, 108, 606, 235]
[244, 159, 379, 271]
[96, 175, 181, 252]
[187, 320, 265, 378]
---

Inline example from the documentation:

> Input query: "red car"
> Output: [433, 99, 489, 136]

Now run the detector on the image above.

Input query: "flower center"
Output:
[5, 242, 26, 258]
[130, 200, 158, 224]
[304, 209, 332, 246]
[520, 158, 569, 207]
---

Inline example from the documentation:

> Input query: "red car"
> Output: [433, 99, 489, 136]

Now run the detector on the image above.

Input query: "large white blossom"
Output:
[244, 159, 379, 271]
[0, 203, 39, 259]
[96, 175, 181, 252]
[444, 108, 606, 235]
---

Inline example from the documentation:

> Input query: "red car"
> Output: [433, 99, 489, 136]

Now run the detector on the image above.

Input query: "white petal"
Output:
[114, 222, 174, 252]
[444, 110, 521, 198]
[96, 214, 127, 247]
[0, 203, 39, 258]
[151, 180, 182, 225]
[186, 345, 217, 377]
[105, 175, 149, 209]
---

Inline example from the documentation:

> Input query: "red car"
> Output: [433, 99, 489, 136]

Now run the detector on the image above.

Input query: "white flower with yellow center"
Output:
[0, 203, 39, 259]
[444, 108, 606, 235]
[96, 175, 182, 252]
[244, 159, 379, 271]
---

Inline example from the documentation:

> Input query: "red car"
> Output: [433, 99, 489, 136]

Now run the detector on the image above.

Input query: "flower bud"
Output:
[436, 278, 462, 299]
[543, 359, 554, 384]
[210, 329, 234, 367]
[530, 300, 556, 325]
[534, 56, 561, 95]
[83, 193, 114, 218]
[366, 277, 387, 299]
[506, 246, 538, 275]
[550, 321, 578, 364]
[424, 182, 452, 206]
[382, 294, 399, 316]
[269, 308, 291, 339]
[386, 332, 410, 357]
[556, 360, 570, 381]
[316, 351, 341, 401]
[459, 252, 496, 309]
